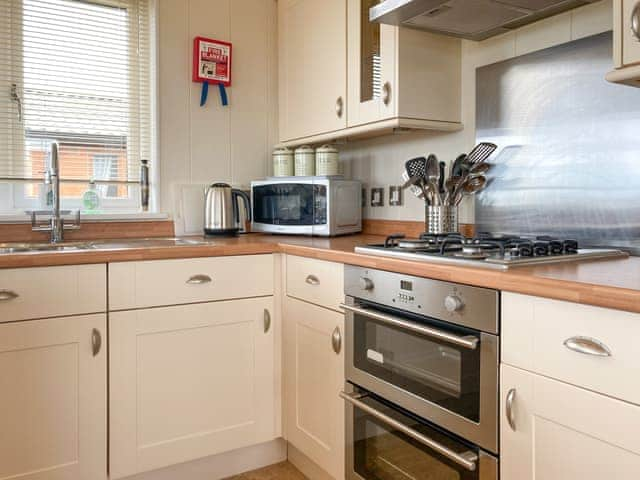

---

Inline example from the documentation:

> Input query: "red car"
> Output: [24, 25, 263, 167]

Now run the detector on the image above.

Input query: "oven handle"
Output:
[339, 303, 479, 350]
[340, 391, 479, 472]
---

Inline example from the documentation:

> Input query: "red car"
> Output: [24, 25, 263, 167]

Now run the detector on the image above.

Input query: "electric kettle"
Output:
[204, 183, 251, 235]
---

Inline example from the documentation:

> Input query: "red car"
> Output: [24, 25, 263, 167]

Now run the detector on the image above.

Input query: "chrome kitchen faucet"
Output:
[30, 142, 81, 243]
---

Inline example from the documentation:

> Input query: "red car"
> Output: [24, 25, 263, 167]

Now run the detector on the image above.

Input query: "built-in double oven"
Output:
[341, 265, 500, 480]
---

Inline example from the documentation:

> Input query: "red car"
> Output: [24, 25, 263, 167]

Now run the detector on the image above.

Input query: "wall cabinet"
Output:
[278, 0, 347, 142]
[0, 314, 107, 480]
[501, 364, 640, 480]
[278, 0, 461, 146]
[347, 0, 461, 131]
[283, 295, 345, 480]
[109, 297, 277, 479]
[607, 0, 640, 86]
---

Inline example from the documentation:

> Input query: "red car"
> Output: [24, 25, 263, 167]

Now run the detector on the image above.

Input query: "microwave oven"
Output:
[250, 177, 362, 236]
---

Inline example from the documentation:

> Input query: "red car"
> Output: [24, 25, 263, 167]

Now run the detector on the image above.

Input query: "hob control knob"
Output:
[444, 295, 464, 313]
[359, 277, 374, 291]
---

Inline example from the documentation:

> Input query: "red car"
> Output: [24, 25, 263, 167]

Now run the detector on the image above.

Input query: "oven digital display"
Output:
[400, 280, 413, 291]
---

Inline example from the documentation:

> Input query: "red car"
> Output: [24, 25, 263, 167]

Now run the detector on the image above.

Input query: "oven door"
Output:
[343, 386, 498, 480]
[343, 298, 498, 453]
[251, 183, 327, 230]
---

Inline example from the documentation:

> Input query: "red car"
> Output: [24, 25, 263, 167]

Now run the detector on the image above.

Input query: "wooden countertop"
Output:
[1, 233, 639, 314]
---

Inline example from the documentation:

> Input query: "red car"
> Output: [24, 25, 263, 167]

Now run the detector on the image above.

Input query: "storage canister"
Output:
[272, 147, 294, 176]
[315, 144, 339, 176]
[294, 145, 315, 176]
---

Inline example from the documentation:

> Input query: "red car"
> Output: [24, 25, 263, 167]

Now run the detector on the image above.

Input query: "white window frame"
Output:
[0, 0, 157, 216]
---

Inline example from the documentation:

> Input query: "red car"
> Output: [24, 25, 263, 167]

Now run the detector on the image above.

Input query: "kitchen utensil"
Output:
[467, 142, 497, 166]
[405, 156, 427, 179]
[468, 162, 491, 176]
[444, 176, 460, 205]
[438, 161, 446, 194]
[405, 157, 429, 201]
[426, 154, 440, 205]
[451, 154, 467, 177]
[204, 182, 251, 235]
[401, 171, 425, 200]
[454, 175, 487, 205]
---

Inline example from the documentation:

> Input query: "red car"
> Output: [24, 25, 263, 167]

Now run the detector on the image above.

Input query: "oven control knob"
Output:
[359, 277, 374, 291]
[444, 295, 464, 313]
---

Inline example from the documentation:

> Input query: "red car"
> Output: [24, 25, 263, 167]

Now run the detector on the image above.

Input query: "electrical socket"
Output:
[389, 186, 402, 206]
[371, 188, 384, 207]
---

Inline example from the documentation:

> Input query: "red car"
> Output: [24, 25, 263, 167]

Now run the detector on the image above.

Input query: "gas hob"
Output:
[355, 233, 628, 270]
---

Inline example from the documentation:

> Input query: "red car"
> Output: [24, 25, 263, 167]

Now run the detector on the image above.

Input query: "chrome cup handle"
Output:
[331, 326, 341, 354]
[506, 388, 517, 431]
[632, 2, 640, 41]
[186, 274, 212, 285]
[563, 336, 612, 357]
[0, 290, 19, 301]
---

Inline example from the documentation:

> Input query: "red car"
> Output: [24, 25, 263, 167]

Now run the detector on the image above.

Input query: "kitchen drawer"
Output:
[502, 292, 640, 406]
[109, 255, 274, 310]
[0, 264, 106, 322]
[286, 255, 343, 311]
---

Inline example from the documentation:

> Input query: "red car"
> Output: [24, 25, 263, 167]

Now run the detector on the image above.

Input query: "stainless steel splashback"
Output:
[475, 32, 640, 253]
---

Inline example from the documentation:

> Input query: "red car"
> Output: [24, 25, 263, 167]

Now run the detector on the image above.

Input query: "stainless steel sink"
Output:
[0, 237, 214, 255]
[0, 242, 91, 254]
[86, 237, 214, 250]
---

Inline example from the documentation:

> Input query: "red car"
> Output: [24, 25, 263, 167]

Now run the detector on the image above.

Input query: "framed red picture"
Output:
[192, 36, 232, 87]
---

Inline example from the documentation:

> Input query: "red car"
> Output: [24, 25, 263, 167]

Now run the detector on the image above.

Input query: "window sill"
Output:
[0, 212, 170, 224]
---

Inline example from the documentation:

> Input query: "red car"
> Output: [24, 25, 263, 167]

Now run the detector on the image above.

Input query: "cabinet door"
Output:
[0, 315, 107, 480]
[623, 0, 640, 66]
[278, 0, 347, 141]
[347, 0, 396, 127]
[109, 297, 277, 479]
[284, 296, 344, 479]
[501, 364, 640, 480]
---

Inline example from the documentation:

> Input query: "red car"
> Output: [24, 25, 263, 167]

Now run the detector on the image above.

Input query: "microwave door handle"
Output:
[340, 391, 478, 472]
[339, 303, 478, 350]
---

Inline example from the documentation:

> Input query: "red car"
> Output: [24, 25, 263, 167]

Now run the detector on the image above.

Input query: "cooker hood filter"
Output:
[370, 0, 599, 41]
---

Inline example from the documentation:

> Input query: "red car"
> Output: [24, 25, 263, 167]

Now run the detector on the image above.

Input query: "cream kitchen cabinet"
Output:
[278, 0, 461, 146]
[501, 364, 640, 480]
[283, 295, 345, 480]
[607, 0, 640, 86]
[0, 314, 107, 480]
[347, 0, 461, 131]
[109, 296, 277, 479]
[501, 292, 640, 480]
[278, 0, 347, 142]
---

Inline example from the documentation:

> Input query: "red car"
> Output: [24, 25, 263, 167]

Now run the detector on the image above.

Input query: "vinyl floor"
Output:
[224, 461, 307, 480]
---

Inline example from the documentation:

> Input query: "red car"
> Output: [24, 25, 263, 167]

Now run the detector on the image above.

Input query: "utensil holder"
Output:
[427, 205, 458, 234]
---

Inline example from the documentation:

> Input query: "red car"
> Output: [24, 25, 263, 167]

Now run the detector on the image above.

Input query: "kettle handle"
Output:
[232, 189, 252, 223]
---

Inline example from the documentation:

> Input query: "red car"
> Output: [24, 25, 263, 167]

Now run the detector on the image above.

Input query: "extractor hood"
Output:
[369, 0, 600, 41]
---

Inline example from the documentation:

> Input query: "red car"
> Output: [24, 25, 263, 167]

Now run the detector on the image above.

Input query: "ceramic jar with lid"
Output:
[315, 144, 339, 176]
[294, 145, 315, 176]
[272, 147, 294, 176]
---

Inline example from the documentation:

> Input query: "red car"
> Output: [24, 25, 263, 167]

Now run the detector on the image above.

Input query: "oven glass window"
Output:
[353, 396, 478, 480]
[253, 184, 326, 225]
[353, 311, 481, 422]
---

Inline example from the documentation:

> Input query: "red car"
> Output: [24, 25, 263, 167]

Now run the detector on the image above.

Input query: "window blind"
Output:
[0, 0, 151, 189]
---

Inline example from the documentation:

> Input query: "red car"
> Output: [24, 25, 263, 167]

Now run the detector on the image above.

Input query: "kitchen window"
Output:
[0, 0, 153, 213]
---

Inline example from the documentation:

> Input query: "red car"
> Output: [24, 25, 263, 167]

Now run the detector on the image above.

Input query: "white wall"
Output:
[341, 0, 612, 224]
[157, 0, 277, 216]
